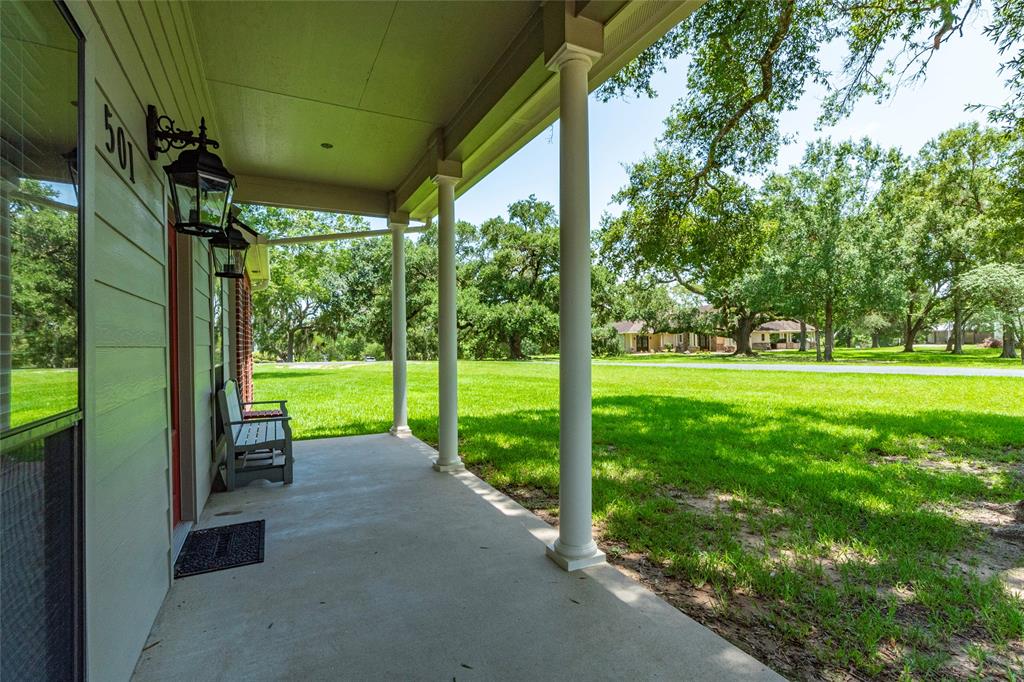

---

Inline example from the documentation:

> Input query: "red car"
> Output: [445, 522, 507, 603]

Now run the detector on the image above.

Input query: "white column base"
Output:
[432, 459, 465, 473]
[545, 540, 605, 572]
[390, 425, 412, 438]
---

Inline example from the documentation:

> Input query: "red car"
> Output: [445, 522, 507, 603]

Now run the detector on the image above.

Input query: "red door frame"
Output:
[168, 224, 182, 526]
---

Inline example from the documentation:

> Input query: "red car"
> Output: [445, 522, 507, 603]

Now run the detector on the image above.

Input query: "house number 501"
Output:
[103, 103, 136, 184]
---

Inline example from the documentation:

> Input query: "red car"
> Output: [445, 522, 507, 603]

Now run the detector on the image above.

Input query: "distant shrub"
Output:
[592, 324, 624, 357]
[981, 337, 1003, 348]
[362, 342, 385, 359]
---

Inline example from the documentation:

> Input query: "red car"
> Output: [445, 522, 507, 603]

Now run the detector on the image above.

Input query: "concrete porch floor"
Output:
[133, 434, 781, 681]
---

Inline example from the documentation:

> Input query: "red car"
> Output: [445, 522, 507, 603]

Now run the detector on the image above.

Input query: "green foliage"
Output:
[598, 151, 772, 351]
[242, 206, 364, 361]
[962, 262, 1024, 362]
[591, 322, 623, 357]
[463, 196, 561, 359]
[761, 138, 902, 358]
[598, 0, 1014, 196]
[9, 180, 78, 369]
[244, 197, 629, 362]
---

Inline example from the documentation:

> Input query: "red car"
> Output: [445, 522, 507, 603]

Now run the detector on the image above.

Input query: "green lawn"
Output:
[256, 360, 1024, 678]
[10, 368, 78, 428]
[589, 344, 1022, 367]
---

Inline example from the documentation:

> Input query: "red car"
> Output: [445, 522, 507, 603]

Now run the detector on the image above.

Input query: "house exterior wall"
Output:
[66, 2, 220, 679]
[193, 247, 215, 514]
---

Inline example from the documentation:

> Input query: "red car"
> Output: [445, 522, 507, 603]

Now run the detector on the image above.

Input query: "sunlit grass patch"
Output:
[10, 368, 78, 428]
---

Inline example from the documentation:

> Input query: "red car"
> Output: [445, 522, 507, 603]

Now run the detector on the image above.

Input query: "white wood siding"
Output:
[68, 1, 219, 678]
[193, 242, 214, 510]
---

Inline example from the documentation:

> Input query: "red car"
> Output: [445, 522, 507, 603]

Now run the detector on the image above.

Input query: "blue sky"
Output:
[454, 8, 1011, 230]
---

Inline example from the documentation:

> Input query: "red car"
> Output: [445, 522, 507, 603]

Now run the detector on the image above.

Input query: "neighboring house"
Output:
[612, 321, 735, 354]
[752, 320, 817, 350]
[613, 319, 816, 354]
[924, 322, 990, 345]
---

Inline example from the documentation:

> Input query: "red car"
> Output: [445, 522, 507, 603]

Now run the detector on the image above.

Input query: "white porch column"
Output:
[546, 40, 605, 571]
[389, 211, 411, 437]
[433, 172, 464, 471]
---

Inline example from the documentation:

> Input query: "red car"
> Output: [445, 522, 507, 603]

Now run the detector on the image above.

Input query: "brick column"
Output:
[234, 275, 254, 402]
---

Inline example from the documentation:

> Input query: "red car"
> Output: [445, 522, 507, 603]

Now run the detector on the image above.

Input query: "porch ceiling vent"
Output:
[147, 105, 235, 238]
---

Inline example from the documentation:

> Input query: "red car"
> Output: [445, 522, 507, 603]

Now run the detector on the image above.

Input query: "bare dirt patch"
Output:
[875, 448, 1024, 488]
[491, 480, 1024, 681]
[936, 499, 1024, 599]
[604, 541, 829, 680]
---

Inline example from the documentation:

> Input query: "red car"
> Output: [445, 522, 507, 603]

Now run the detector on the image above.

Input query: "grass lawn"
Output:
[10, 368, 78, 428]
[256, 360, 1024, 678]
[587, 344, 1022, 367]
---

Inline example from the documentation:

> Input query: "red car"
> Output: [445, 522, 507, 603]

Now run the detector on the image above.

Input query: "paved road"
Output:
[590, 360, 1024, 377]
[271, 359, 1024, 377]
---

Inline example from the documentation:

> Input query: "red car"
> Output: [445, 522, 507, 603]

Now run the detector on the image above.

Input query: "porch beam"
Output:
[432, 166, 464, 472]
[234, 173, 390, 217]
[389, 211, 411, 437]
[545, 21, 606, 571]
[267, 226, 426, 246]
[393, 1, 702, 220]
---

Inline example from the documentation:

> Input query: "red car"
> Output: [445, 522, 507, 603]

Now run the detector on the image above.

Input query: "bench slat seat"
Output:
[218, 379, 293, 491]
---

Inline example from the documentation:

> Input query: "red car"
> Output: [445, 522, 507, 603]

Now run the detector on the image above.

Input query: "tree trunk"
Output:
[1003, 325, 1018, 359]
[903, 311, 915, 353]
[951, 295, 964, 354]
[799, 320, 807, 352]
[732, 314, 756, 356]
[815, 324, 822, 362]
[824, 297, 834, 362]
[871, 332, 880, 349]
[286, 329, 295, 363]
[510, 334, 523, 360]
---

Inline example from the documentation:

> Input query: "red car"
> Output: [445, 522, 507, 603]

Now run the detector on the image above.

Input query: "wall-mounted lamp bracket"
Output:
[146, 105, 220, 160]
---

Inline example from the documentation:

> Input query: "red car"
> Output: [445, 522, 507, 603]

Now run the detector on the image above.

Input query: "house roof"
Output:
[612, 320, 647, 334]
[756, 320, 816, 333]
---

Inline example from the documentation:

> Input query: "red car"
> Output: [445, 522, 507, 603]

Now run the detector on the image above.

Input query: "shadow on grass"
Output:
[442, 393, 1024, 561]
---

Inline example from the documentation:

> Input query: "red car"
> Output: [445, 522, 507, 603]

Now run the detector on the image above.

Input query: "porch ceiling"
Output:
[187, 0, 702, 219]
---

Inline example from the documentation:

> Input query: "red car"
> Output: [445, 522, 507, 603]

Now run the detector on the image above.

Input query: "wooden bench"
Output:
[218, 379, 293, 491]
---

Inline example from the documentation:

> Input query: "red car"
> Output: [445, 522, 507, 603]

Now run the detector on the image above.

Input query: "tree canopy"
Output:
[598, 0, 1024, 204]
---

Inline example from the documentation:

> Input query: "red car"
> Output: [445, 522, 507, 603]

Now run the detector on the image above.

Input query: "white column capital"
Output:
[432, 159, 462, 186]
[543, 1, 603, 70]
[388, 211, 410, 232]
[545, 42, 602, 72]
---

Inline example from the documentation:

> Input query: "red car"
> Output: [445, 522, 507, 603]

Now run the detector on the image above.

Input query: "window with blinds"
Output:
[1, 1, 85, 679]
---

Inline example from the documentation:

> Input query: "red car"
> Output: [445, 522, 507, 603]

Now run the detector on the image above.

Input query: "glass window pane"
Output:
[1, 0, 81, 431]
[1, 6, 83, 680]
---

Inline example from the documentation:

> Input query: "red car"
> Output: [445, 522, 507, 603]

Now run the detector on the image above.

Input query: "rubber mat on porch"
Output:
[174, 520, 265, 578]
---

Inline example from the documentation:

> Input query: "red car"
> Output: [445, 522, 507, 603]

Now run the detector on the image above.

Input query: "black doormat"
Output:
[174, 520, 265, 578]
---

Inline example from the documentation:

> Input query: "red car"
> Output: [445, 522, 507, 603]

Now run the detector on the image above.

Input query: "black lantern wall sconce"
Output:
[211, 209, 258, 279]
[146, 105, 235, 238]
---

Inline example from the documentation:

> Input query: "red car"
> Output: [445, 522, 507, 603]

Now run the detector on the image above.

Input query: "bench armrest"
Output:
[229, 415, 291, 425]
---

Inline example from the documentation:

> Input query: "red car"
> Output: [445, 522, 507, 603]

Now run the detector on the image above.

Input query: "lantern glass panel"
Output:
[198, 171, 233, 231]
[167, 169, 234, 236]
[168, 170, 198, 228]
